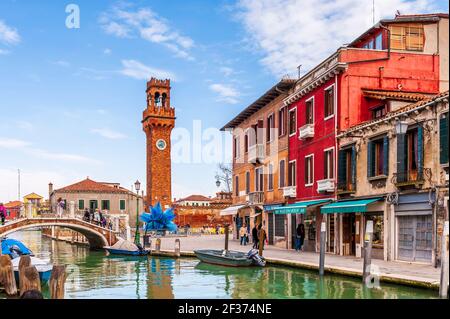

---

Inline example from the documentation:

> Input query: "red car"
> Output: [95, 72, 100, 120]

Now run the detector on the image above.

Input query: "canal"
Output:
[1, 230, 438, 299]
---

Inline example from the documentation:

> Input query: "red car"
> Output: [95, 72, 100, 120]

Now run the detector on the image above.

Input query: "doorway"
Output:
[342, 214, 356, 255]
[89, 200, 98, 211]
[397, 215, 432, 263]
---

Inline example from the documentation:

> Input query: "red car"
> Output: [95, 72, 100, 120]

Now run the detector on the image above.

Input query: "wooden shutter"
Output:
[440, 114, 449, 164]
[396, 134, 407, 182]
[367, 141, 374, 178]
[338, 150, 347, 186]
[383, 136, 389, 176]
[351, 145, 357, 186]
[417, 125, 424, 180]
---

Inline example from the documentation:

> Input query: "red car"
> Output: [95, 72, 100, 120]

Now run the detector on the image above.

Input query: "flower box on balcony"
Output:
[317, 179, 334, 193]
[283, 186, 296, 198]
[299, 124, 314, 139]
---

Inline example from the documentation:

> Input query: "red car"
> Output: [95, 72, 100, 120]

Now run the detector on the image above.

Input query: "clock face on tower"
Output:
[156, 139, 167, 151]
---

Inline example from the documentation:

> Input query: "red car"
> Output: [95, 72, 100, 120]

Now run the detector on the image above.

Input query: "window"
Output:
[367, 136, 389, 178]
[440, 113, 449, 165]
[245, 171, 250, 194]
[101, 200, 110, 210]
[235, 175, 239, 196]
[279, 160, 286, 188]
[267, 113, 275, 142]
[305, 155, 314, 186]
[306, 98, 314, 124]
[78, 199, 84, 210]
[375, 33, 383, 50]
[390, 24, 424, 51]
[288, 161, 296, 186]
[244, 132, 249, 153]
[278, 107, 287, 136]
[274, 214, 285, 237]
[289, 108, 297, 136]
[255, 167, 264, 192]
[324, 86, 334, 118]
[234, 136, 240, 159]
[324, 148, 334, 179]
[338, 146, 356, 192]
[372, 105, 387, 119]
[268, 164, 274, 191]
[119, 199, 126, 210]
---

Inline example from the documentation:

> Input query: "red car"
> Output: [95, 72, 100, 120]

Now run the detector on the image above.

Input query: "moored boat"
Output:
[11, 256, 53, 285]
[104, 238, 150, 256]
[194, 249, 262, 267]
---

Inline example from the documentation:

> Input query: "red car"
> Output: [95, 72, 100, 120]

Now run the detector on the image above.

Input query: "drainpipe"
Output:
[334, 74, 339, 255]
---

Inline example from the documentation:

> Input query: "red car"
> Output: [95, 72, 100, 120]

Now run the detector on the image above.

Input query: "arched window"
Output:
[154, 92, 161, 107]
[162, 93, 167, 107]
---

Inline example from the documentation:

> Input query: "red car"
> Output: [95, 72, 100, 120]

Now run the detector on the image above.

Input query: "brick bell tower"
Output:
[142, 78, 175, 210]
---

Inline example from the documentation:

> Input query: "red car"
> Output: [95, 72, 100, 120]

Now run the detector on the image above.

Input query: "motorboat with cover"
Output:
[104, 238, 150, 256]
[194, 249, 266, 267]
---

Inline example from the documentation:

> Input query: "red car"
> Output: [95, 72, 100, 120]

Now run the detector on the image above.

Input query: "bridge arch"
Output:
[0, 218, 119, 249]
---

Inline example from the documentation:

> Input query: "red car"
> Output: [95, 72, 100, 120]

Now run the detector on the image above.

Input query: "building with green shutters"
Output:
[336, 91, 448, 266]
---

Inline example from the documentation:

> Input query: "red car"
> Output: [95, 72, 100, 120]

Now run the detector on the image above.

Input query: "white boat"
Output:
[11, 256, 53, 284]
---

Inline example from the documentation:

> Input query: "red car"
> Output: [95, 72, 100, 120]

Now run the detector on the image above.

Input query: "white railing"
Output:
[248, 191, 264, 205]
[299, 124, 314, 139]
[317, 179, 335, 193]
[248, 144, 264, 163]
[283, 186, 296, 197]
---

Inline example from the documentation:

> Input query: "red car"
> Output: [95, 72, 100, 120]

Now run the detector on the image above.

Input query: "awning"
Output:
[263, 204, 282, 211]
[220, 205, 246, 216]
[320, 198, 383, 214]
[274, 199, 332, 215]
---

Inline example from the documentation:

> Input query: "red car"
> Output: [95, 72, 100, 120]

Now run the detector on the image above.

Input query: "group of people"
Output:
[239, 224, 267, 249]
[239, 222, 306, 251]
[83, 208, 112, 230]
[0, 202, 7, 225]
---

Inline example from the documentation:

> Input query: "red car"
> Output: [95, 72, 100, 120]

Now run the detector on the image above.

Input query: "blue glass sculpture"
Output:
[140, 202, 177, 232]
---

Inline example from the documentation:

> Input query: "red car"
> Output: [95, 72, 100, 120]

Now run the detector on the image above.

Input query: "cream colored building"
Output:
[337, 91, 449, 265]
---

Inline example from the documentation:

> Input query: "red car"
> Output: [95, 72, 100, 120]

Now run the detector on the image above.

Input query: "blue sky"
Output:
[0, 0, 448, 202]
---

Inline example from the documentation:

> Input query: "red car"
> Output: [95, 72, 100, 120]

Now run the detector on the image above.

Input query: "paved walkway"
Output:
[157, 234, 441, 289]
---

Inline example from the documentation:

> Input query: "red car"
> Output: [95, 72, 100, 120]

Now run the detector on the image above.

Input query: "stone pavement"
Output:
[157, 234, 441, 289]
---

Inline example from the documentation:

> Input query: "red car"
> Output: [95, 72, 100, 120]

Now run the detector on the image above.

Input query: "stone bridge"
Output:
[0, 217, 122, 249]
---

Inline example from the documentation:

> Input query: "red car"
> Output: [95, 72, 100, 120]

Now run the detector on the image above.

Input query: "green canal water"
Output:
[1, 230, 438, 299]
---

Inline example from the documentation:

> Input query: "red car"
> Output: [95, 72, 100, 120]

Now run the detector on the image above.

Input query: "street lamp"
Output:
[134, 180, 141, 246]
[395, 120, 408, 135]
[216, 179, 221, 188]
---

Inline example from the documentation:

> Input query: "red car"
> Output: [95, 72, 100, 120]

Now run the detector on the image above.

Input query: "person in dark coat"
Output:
[252, 225, 258, 249]
[295, 223, 306, 251]
[256, 224, 267, 250]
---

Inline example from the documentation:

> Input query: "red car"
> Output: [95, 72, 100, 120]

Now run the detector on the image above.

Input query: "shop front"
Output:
[394, 192, 435, 264]
[321, 198, 384, 258]
[273, 199, 331, 252]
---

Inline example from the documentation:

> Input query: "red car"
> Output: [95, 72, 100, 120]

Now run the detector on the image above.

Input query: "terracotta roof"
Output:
[362, 88, 436, 102]
[221, 79, 296, 130]
[54, 178, 132, 194]
[340, 91, 449, 136]
[177, 195, 212, 202]
[4, 201, 22, 208]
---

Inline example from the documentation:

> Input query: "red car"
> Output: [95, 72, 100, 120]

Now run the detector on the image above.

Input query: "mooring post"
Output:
[49, 265, 68, 299]
[155, 238, 161, 253]
[0, 255, 18, 296]
[18, 255, 31, 293]
[319, 222, 326, 276]
[363, 220, 374, 285]
[224, 224, 229, 252]
[440, 221, 449, 299]
[175, 239, 181, 257]
[20, 266, 41, 297]
[258, 226, 266, 257]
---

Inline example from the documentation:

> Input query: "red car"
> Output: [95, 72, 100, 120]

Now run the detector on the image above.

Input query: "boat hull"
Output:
[105, 248, 150, 256]
[14, 269, 52, 285]
[194, 250, 253, 267]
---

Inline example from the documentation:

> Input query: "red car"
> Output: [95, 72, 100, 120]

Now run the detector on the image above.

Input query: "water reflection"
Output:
[1, 231, 438, 299]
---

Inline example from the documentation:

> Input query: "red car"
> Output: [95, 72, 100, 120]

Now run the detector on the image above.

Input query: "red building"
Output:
[4, 201, 22, 220]
[283, 13, 448, 254]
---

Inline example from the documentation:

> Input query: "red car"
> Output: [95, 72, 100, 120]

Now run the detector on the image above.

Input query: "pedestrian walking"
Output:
[56, 198, 64, 218]
[252, 225, 259, 249]
[0, 203, 6, 225]
[257, 224, 266, 250]
[295, 223, 306, 251]
[239, 224, 248, 246]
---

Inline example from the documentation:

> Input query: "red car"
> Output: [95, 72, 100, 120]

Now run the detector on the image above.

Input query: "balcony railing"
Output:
[248, 144, 264, 163]
[283, 186, 297, 198]
[248, 191, 264, 205]
[299, 124, 314, 139]
[317, 179, 335, 193]
[392, 168, 429, 188]
[337, 182, 356, 194]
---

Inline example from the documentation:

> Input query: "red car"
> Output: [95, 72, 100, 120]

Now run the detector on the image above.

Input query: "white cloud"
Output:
[0, 20, 20, 45]
[103, 48, 112, 55]
[235, 0, 441, 77]
[219, 66, 234, 77]
[209, 83, 240, 104]
[91, 128, 127, 140]
[53, 60, 71, 67]
[0, 137, 30, 149]
[120, 59, 176, 80]
[0, 48, 10, 55]
[99, 6, 195, 60]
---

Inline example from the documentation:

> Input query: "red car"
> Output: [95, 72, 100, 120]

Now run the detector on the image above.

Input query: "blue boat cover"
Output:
[1, 238, 33, 256]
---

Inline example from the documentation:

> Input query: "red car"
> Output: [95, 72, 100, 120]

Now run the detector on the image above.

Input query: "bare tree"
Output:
[215, 163, 232, 193]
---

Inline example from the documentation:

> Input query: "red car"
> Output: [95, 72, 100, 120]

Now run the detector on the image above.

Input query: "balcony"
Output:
[283, 186, 297, 198]
[248, 144, 264, 163]
[317, 179, 335, 193]
[392, 168, 429, 189]
[248, 191, 264, 205]
[299, 124, 314, 139]
[337, 182, 356, 195]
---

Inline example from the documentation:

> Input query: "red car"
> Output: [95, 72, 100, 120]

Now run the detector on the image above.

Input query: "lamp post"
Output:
[134, 180, 141, 246]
